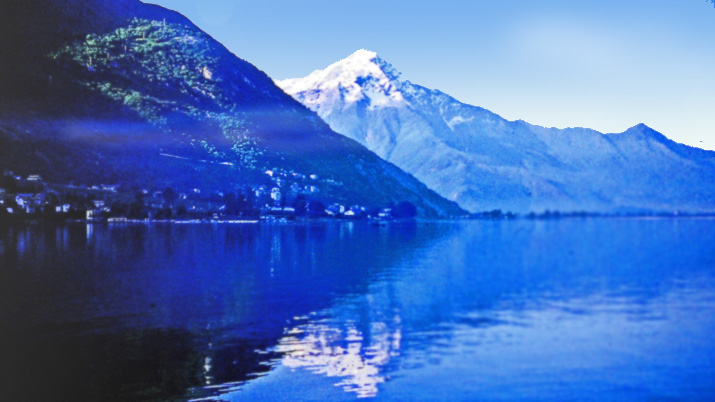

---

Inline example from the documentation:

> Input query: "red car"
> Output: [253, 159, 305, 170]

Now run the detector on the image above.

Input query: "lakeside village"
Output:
[0, 169, 419, 224]
[2, 170, 707, 224]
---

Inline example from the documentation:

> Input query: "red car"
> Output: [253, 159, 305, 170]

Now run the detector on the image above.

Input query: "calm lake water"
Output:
[1, 219, 714, 401]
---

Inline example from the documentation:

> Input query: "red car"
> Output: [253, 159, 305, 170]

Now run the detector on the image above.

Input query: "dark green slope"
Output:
[0, 0, 464, 217]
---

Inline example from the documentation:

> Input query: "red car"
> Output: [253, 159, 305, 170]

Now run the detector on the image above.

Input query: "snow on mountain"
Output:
[278, 49, 407, 129]
[277, 50, 715, 213]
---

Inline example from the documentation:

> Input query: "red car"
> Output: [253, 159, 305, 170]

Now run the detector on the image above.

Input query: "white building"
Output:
[15, 194, 34, 208]
[270, 187, 282, 204]
[55, 204, 71, 213]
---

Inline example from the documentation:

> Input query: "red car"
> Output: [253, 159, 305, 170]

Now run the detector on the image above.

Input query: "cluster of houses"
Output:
[0, 171, 114, 218]
[0, 170, 413, 222]
[10, 192, 72, 215]
[264, 168, 322, 197]
[325, 204, 370, 218]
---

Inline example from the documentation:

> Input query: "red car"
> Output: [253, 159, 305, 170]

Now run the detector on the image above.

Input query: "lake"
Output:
[1, 219, 714, 401]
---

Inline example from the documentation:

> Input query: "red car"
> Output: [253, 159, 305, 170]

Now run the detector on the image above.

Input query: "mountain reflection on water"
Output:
[1, 219, 715, 401]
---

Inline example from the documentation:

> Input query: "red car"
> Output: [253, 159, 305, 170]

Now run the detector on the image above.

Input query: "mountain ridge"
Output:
[277, 49, 715, 213]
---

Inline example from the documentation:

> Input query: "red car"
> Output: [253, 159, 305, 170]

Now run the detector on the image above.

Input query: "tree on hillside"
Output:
[392, 201, 417, 219]
[292, 194, 307, 216]
[308, 201, 326, 217]
[163, 187, 177, 205]
[225, 192, 247, 216]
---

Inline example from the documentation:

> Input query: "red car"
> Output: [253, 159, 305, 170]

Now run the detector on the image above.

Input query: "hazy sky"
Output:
[148, 0, 715, 150]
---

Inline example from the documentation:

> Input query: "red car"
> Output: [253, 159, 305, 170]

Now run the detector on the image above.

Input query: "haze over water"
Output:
[1, 219, 714, 401]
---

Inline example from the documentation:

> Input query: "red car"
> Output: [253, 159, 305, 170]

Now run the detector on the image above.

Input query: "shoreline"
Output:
[3, 214, 715, 227]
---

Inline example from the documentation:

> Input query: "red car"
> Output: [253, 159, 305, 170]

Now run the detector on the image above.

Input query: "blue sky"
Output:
[148, 0, 715, 150]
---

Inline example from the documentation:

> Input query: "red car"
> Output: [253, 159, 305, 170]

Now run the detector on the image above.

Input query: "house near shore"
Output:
[15, 194, 39, 213]
[254, 185, 267, 198]
[270, 187, 281, 204]
[55, 204, 71, 213]
[326, 204, 346, 216]
[264, 206, 295, 218]
[15, 194, 33, 206]
[378, 208, 392, 219]
[344, 207, 365, 218]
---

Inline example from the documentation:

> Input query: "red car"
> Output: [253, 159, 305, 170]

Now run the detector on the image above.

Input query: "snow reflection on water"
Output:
[272, 318, 402, 398]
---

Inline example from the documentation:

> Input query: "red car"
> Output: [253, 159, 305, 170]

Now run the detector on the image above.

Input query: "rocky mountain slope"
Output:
[0, 2, 463, 217]
[278, 50, 715, 213]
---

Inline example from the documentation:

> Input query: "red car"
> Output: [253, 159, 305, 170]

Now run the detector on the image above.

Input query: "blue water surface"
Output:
[1, 219, 714, 401]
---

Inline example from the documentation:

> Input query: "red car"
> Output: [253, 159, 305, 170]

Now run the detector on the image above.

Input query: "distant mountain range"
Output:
[0, 1, 463, 217]
[278, 50, 715, 213]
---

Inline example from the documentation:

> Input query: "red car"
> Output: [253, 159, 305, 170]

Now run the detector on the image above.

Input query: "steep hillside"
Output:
[278, 50, 715, 213]
[0, 2, 464, 217]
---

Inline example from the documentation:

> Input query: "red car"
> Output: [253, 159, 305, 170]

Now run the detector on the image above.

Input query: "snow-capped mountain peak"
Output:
[277, 49, 405, 108]
[278, 51, 715, 214]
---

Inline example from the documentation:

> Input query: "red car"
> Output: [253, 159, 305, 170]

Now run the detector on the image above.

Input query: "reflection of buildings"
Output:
[15, 227, 30, 257]
[270, 318, 402, 398]
[55, 226, 70, 252]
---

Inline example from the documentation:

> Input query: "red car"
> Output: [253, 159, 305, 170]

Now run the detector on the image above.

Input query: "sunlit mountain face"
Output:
[279, 50, 715, 214]
[0, 1, 464, 217]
